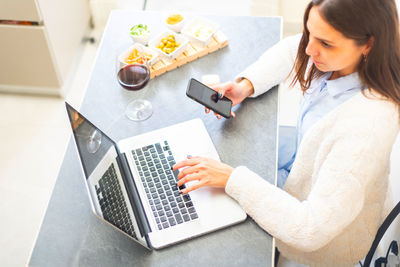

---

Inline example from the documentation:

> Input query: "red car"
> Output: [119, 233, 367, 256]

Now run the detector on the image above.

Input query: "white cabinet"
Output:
[0, 0, 91, 96]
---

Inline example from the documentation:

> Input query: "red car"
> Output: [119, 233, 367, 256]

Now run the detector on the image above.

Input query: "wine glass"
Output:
[117, 44, 153, 121]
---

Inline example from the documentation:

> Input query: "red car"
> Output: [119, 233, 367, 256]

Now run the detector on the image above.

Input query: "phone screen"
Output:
[186, 78, 232, 118]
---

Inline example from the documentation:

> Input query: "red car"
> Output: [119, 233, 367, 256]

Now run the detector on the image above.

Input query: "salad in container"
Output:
[129, 24, 150, 45]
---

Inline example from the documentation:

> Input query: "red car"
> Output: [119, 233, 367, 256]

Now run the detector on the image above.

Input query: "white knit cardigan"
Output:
[225, 34, 400, 266]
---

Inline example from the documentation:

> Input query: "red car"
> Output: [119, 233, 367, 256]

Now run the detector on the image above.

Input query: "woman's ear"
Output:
[364, 36, 375, 55]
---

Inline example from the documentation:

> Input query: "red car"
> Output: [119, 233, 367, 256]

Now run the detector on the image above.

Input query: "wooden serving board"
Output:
[149, 30, 228, 79]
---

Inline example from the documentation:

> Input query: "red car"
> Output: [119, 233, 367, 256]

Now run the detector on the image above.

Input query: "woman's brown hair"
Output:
[291, 0, 400, 114]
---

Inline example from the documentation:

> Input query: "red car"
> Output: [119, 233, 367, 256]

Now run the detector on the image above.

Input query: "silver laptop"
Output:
[65, 102, 246, 249]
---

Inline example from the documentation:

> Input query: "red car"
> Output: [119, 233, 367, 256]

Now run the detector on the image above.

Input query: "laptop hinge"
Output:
[115, 148, 151, 244]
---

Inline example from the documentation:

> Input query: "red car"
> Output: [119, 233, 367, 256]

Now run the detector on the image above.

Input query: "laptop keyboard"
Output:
[95, 163, 137, 239]
[132, 141, 199, 231]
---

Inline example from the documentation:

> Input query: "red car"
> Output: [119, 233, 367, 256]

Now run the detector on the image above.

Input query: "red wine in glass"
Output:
[117, 64, 150, 90]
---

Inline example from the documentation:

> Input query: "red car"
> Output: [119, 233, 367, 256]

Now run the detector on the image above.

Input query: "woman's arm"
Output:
[225, 125, 388, 252]
[236, 34, 302, 98]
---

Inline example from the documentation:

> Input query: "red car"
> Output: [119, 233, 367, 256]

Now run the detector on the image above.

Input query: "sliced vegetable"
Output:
[130, 24, 149, 36]
[125, 48, 152, 64]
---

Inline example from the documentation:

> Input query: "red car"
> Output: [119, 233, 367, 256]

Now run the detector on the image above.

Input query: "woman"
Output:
[173, 0, 400, 266]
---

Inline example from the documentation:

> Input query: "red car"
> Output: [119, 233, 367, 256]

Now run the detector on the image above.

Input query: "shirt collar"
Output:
[325, 72, 365, 97]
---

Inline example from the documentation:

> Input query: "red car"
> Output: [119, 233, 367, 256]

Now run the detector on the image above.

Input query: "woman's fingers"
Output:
[213, 111, 222, 120]
[176, 165, 200, 179]
[181, 180, 207, 194]
[172, 156, 200, 171]
[177, 172, 201, 187]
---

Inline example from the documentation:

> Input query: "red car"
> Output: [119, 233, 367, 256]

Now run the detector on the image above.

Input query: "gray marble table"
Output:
[29, 11, 281, 267]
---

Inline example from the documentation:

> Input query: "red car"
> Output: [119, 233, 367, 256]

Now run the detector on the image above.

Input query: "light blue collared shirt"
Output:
[277, 72, 366, 188]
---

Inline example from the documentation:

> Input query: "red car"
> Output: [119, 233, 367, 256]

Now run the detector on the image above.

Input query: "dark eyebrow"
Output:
[306, 21, 335, 45]
[316, 37, 334, 45]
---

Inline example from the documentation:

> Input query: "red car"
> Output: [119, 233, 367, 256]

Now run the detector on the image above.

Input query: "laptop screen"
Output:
[66, 103, 116, 179]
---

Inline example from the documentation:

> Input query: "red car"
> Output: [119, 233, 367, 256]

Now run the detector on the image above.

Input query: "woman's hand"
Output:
[172, 156, 234, 194]
[206, 78, 255, 119]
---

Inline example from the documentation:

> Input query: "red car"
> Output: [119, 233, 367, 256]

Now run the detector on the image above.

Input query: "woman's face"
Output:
[305, 6, 371, 79]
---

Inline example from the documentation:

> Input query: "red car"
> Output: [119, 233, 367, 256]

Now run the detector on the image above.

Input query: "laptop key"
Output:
[160, 216, 167, 222]
[170, 202, 177, 208]
[168, 217, 176, 226]
[162, 222, 169, 229]
[166, 211, 173, 217]
[181, 208, 188, 214]
[162, 199, 168, 205]
[158, 224, 162, 230]
[183, 214, 190, 222]
[185, 202, 193, 208]
[172, 207, 179, 214]
[190, 213, 199, 220]
[178, 203, 185, 209]
[188, 207, 196, 214]
[175, 214, 183, 224]
[155, 143, 163, 153]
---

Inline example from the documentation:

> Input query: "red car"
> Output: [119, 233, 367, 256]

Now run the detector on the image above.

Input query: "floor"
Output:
[2, 1, 399, 267]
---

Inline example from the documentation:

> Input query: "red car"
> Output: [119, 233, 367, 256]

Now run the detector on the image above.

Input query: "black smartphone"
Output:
[186, 78, 232, 118]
